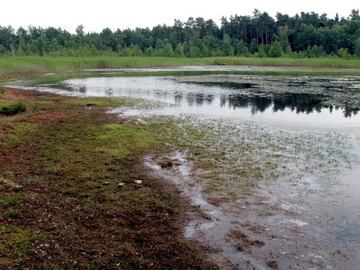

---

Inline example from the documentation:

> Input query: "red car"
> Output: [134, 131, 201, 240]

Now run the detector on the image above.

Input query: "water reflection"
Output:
[50, 76, 360, 129]
[190, 81, 257, 89]
[184, 79, 360, 118]
[181, 91, 337, 116]
[221, 94, 273, 114]
[185, 93, 214, 106]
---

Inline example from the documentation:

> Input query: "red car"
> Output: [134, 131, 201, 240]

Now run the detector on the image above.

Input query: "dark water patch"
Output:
[218, 93, 327, 115]
[273, 93, 325, 114]
[343, 106, 360, 118]
[187, 81, 257, 90]
[287, 80, 307, 87]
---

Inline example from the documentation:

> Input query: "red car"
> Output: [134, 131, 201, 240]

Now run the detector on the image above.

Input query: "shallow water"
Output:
[19, 70, 360, 269]
[142, 116, 360, 269]
[54, 75, 360, 133]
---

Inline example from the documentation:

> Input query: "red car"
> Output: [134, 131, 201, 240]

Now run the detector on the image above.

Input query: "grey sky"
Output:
[2, 0, 359, 33]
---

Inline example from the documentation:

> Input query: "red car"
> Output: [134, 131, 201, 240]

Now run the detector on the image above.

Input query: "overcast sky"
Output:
[1, 1, 359, 33]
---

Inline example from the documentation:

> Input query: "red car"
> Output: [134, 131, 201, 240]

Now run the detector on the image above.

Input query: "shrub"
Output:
[269, 41, 283, 58]
[0, 101, 26, 115]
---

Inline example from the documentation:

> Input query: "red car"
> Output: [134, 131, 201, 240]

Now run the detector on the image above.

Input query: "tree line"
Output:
[1, 9, 360, 58]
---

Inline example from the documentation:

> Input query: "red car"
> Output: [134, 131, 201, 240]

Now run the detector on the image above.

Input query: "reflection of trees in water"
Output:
[175, 92, 183, 103]
[186, 93, 214, 106]
[221, 94, 272, 113]
[219, 93, 360, 116]
[343, 106, 359, 118]
[181, 91, 359, 118]
[272, 93, 323, 114]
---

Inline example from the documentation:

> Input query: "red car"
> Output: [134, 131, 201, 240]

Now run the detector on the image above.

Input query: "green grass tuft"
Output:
[0, 101, 26, 115]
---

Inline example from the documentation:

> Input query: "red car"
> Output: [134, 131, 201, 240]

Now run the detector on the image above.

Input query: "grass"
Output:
[2, 56, 360, 83]
[94, 123, 159, 158]
[0, 101, 26, 115]
[0, 225, 35, 265]
[0, 122, 38, 146]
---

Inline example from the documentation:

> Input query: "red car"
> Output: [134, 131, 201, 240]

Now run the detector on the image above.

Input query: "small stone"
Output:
[134, 180, 142, 184]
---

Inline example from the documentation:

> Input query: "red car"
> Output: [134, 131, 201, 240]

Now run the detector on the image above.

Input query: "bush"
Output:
[269, 41, 283, 58]
[0, 101, 26, 115]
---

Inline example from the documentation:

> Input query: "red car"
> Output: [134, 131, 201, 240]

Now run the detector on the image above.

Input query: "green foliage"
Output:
[175, 43, 184, 57]
[2, 10, 360, 59]
[338, 48, 352, 59]
[0, 101, 26, 115]
[305, 45, 325, 58]
[269, 41, 283, 58]
[285, 45, 293, 57]
[236, 40, 249, 57]
[0, 44, 6, 55]
[355, 37, 360, 58]
[257, 44, 267, 58]
[222, 35, 234, 56]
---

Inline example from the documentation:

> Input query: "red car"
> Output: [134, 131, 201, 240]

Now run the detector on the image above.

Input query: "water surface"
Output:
[55, 76, 360, 133]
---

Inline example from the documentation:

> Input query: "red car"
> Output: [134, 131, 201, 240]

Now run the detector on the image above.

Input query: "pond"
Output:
[31, 70, 360, 269]
[50, 74, 360, 133]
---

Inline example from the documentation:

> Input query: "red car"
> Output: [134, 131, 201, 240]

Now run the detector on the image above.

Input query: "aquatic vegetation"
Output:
[138, 113, 360, 200]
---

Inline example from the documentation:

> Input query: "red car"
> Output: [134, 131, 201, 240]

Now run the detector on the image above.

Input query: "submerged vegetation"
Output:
[143, 114, 359, 199]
